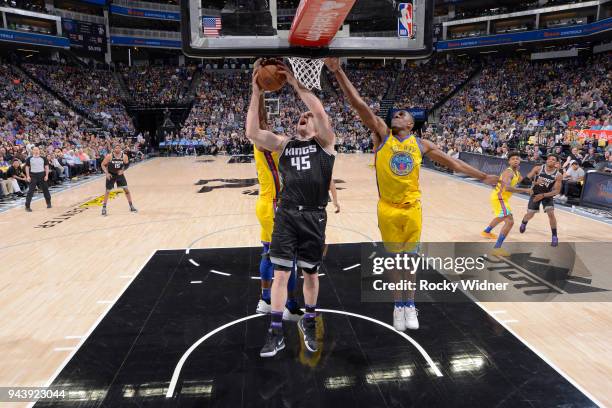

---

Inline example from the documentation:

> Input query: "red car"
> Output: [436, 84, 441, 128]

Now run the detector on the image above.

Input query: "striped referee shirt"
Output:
[25, 156, 48, 173]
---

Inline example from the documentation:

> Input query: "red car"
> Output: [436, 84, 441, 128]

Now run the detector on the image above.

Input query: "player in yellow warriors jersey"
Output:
[254, 146, 280, 244]
[252, 83, 303, 321]
[326, 57, 497, 332]
[481, 152, 532, 253]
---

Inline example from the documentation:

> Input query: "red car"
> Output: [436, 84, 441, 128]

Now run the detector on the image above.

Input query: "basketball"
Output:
[256, 63, 286, 92]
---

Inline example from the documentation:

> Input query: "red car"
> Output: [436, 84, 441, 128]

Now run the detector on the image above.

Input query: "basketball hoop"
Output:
[287, 57, 325, 90]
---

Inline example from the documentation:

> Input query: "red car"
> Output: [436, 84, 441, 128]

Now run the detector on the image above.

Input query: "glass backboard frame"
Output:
[181, 0, 434, 58]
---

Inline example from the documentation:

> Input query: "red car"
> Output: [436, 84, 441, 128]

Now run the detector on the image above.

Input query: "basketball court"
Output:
[1, 155, 611, 407]
[1, 0, 611, 407]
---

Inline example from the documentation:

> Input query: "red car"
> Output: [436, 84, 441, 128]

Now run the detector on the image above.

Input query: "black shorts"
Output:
[528, 195, 554, 212]
[269, 206, 327, 272]
[106, 174, 128, 190]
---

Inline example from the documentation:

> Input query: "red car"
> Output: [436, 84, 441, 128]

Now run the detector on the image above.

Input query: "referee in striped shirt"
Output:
[25, 146, 52, 212]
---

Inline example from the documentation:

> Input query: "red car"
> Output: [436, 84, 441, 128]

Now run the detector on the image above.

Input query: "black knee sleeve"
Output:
[274, 264, 292, 272]
[302, 265, 319, 275]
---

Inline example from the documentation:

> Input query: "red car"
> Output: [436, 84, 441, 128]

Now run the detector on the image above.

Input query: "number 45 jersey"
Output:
[278, 138, 335, 208]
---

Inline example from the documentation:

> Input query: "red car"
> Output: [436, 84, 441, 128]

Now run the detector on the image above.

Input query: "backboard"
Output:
[181, 0, 433, 58]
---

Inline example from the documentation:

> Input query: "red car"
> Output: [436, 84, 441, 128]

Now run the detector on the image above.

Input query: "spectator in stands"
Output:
[7, 158, 27, 193]
[23, 64, 135, 135]
[597, 150, 612, 173]
[0, 155, 14, 198]
[46, 151, 65, 184]
[581, 147, 598, 168]
[558, 160, 585, 202]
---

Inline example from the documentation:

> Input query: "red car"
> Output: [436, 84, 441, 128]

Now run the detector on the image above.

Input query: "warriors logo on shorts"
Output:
[389, 152, 414, 176]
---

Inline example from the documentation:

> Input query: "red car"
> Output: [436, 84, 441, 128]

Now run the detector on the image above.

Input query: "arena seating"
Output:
[22, 63, 134, 135]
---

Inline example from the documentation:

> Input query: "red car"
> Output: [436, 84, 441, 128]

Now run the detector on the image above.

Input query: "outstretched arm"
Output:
[325, 58, 387, 147]
[521, 165, 539, 186]
[246, 68, 287, 152]
[277, 64, 335, 151]
[420, 139, 499, 186]
[498, 169, 532, 194]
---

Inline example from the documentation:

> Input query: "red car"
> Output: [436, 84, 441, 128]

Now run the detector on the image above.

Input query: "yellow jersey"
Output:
[491, 167, 521, 202]
[375, 132, 423, 205]
[254, 147, 280, 201]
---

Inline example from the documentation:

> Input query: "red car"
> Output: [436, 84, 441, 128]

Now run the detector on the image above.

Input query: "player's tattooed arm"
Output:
[523, 165, 540, 186]
[324, 57, 386, 148]
[419, 139, 498, 186]
[258, 92, 268, 130]
[246, 68, 287, 152]
[500, 169, 532, 194]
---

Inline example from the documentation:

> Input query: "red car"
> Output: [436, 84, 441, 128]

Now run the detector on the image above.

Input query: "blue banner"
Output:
[438, 17, 612, 50]
[389, 108, 427, 121]
[0, 29, 69, 48]
[406, 108, 427, 121]
[110, 35, 181, 49]
[458, 152, 537, 178]
[78, 0, 106, 5]
[110, 5, 180, 21]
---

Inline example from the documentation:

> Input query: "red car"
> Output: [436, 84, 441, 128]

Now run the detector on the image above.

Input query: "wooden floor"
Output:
[1, 155, 610, 407]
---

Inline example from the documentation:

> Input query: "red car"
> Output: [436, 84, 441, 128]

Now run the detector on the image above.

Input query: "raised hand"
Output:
[483, 174, 499, 186]
[275, 63, 300, 89]
[324, 57, 340, 73]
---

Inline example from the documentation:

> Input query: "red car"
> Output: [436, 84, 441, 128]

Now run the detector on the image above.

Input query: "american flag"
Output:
[203, 16, 221, 37]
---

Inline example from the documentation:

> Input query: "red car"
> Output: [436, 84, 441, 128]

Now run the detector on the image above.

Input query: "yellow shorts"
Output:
[490, 196, 512, 218]
[377, 199, 422, 253]
[256, 198, 276, 243]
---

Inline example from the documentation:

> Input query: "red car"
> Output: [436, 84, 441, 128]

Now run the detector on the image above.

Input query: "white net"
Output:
[287, 57, 325, 90]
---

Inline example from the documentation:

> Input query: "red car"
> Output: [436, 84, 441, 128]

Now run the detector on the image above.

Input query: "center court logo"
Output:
[389, 152, 414, 176]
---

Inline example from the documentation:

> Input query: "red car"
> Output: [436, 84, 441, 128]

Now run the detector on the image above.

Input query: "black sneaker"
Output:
[130, 205, 138, 213]
[47, 203, 52, 209]
[298, 317, 318, 352]
[260, 329, 285, 358]
[101, 207, 107, 216]
[25, 207, 32, 212]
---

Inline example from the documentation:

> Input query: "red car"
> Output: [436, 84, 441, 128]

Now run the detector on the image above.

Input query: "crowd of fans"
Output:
[22, 64, 134, 136]
[121, 65, 196, 106]
[3, 53, 611, 204]
[179, 70, 251, 154]
[0, 61, 144, 201]
[436, 53, 611, 158]
[178, 61, 401, 154]
[395, 57, 477, 110]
